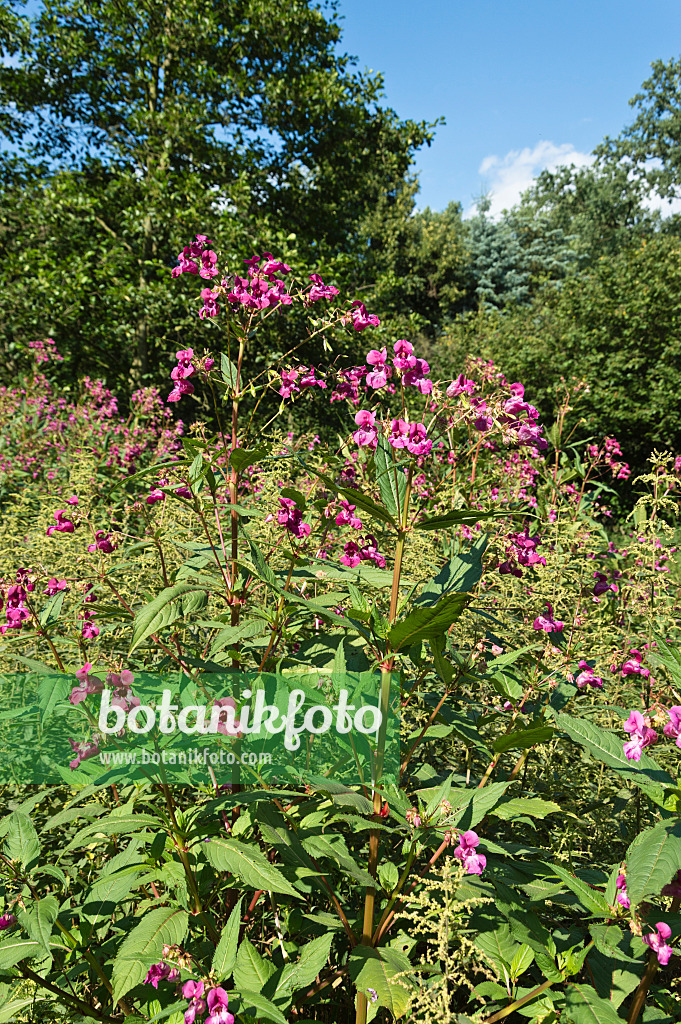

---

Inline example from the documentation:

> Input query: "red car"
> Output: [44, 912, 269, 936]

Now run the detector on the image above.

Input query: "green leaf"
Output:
[81, 872, 138, 934]
[626, 820, 681, 908]
[491, 797, 562, 821]
[237, 989, 288, 1024]
[374, 434, 408, 519]
[233, 938, 277, 992]
[564, 982, 626, 1023]
[276, 933, 333, 995]
[388, 592, 467, 650]
[492, 725, 555, 754]
[38, 589, 66, 627]
[0, 939, 43, 970]
[203, 837, 300, 897]
[475, 923, 516, 974]
[111, 907, 188, 1002]
[210, 619, 268, 656]
[64, 813, 162, 852]
[510, 944, 534, 980]
[348, 944, 412, 1016]
[4, 814, 40, 871]
[414, 509, 502, 531]
[129, 583, 210, 653]
[413, 537, 487, 607]
[221, 352, 240, 388]
[19, 896, 58, 952]
[212, 897, 243, 982]
[544, 863, 612, 916]
[230, 445, 270, 473]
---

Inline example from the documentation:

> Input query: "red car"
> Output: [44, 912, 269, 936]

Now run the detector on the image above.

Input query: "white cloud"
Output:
[466, 141, 594, 218]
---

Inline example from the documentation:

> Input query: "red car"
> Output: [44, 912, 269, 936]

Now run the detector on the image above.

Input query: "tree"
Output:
[0, 0, 435, 382]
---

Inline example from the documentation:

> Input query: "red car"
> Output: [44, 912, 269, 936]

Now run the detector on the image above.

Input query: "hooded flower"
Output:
[642, 922, 674, 965]
[453, 830, 486, 875]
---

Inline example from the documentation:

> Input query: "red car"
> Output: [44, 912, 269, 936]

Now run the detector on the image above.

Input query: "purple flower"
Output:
[277, 498, 310, 539]
[623, 710, 658, 761]
[0, 914, 16, 930]
[353, 410, 378, 448]
[453, 830, 486, 875]
[447, 373, 476, 397]
[308, 272, 339, 302]
[615, 872, 630, 909]
[643, 922, 674, 965]
[663, 706, 681, 749]
[206, 987, 234, 1024]
[532, 603, 564, 633]
[575, 660, 603, 690]
[350, 301, 380, 331]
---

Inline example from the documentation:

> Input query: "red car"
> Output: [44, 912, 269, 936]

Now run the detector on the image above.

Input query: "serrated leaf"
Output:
[81, 872, 138, 932]
[626, 820, 681, 908]
[20, 895, 58, 952]
[414, 509, 502, 531]
[564, 982, 625, 1023]
[38, 590, 66, 627]
[0, 939, 43, 970]
[388, 592, 467, 650]
[348, 944, 412, 1016]
[374, 434, 408, 519]
[492, 725, 555, 754]
[210, 619, 268, 656]
[230, 445, 270, 473]
[130, 583, 210, 653]
[233, 938, 276, 992]
[4, 813, 40, 871]
[64, 813, 161, 852]
[275, 933, 333, 994]
[203, 837, 300, 897]
[510, 943, 534, 979]
[491, 797, 562, 820]
[237, 989, 288, 1024]
[111, 907, 188, 1002]
[556, 713, 672, 802]
[212, 897, 243, 981]
[545, 863, 612, 916]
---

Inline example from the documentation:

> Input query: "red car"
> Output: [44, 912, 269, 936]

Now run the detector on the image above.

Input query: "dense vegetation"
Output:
[0, 4, 680, 1024]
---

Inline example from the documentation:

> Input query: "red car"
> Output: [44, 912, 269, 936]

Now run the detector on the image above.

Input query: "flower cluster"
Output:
[227, 252, 292, 310]
[88, 530, 116, 554]
[499, 527, 546, 577]
[339, 535, 386, 569]
[29, 337, 63, 364]
[278, 365, 327, 399]
[587, 437, 631, 480]
[0, 572, 33, 634]
[169, 349, 196, 403]
[171, 234, 218, 280]
[276, 498, 311, 540]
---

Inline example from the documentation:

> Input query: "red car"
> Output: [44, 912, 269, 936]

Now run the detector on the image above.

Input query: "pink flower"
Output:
[335, 499, 363, 530]
[199, 287, 219, 319]
[643, 922, 674, 965]
[453, 830, 486, 875]
[663, 706, 681, 748]
[615, 871, 630, 908]
[365, 348, 391, 389]
[206, 987, 234, 1024]
[308, 273, 339, 302]
[88, 531, 116, 553]
[623, 710, 658, 761]
[147, 488, 166, 505]
[0, 914, 16, 930]
[406, 422, 432, 456]
[212, 697, 242, 738]
[622, 649, 650, 679]
[388, 418, 410, 449]
[277, 498, 310, 539]
[68, 735, 100, 769]
[447, 373, 476, 397]
[575, 660, 603, 690]
[403, 357, 432, 395]
[353, 410, 378, 448]
[392, 339, 416, 371]
[46, 509, 75, 536]
[532, 603, 564, 633]
[350, 301, 380, 331]
[279, 368, 300, 398]
[43, 578, 68, 596]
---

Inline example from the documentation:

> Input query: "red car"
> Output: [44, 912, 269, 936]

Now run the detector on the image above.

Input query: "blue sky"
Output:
[335, 0, 681, 216]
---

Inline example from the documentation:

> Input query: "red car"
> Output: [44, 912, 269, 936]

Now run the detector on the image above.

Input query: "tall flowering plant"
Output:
[0, 237, 679, 1024]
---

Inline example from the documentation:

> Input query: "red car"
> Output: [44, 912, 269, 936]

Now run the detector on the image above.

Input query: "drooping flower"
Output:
[0, 914, 16, 930]
[532, 603, 564, 633]
[353, 410, 378, 448]
[277, 498, 310, 539]
[365, 348, 392, 390]
[144, 961, 179, 989]
[406, 422, 432, 457]
[623, 710, 658, 761]
[453, 830, 486, 875]
[335, 499, 363, 530]
[447, 373, 476, 397]
[663, 706, 681, 748]
[308, 272, 339, 302]
[206, 986, 235, 1024]
[88, 530, 116, 553]
[199, 287, 220, 320]
[642, 922, 674, 965]
[621, 649, 650, 679]
[402, 357, 433, 395]
[615, 871, 630, 909]
[574, 660, 603, 690]
[350, 301, 380, 331]
[43, 578, 68, 596]
[46, 509, 75, 536]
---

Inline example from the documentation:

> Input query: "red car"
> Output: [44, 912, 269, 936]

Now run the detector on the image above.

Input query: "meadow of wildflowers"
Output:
[0, 238, 679, 1024]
